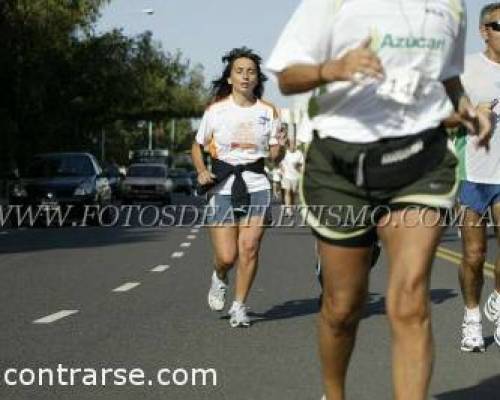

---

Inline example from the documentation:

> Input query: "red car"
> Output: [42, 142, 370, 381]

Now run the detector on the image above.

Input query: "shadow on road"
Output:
[484, 335, 496, 350]
[248, 298, 320, 324]
[363, 289, 458, 319]
[434, 375, 500, 400]
[245, 289, 458, 325]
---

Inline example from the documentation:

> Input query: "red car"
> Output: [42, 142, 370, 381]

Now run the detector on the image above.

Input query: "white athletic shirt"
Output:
[459, 53, 500, 184]
[266, 0, 466, 143]
[195, 96, 280, 194]
[281, 150, 304, 181]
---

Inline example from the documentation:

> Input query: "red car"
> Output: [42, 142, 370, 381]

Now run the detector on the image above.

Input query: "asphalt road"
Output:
[0, 195, 498, 400]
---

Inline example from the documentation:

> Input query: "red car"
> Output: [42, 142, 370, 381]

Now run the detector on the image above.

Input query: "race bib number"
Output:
[376, 68, 422, 105]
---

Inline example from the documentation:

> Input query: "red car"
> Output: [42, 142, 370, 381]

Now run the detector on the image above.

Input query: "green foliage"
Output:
[0, 0, 208, 171]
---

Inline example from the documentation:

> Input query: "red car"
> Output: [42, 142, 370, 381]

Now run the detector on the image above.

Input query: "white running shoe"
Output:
[484, 291, 500, 324]
[461, 316, 485, 353]
[494, 323, 500, 347]
[228, 302, 250, 328]
[207, 271, 227, 312]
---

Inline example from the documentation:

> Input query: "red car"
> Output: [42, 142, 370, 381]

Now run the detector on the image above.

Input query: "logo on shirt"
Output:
[379, 34, 446, 52]
[231, 122, 258, 150]
[369, 28, 446, 53]
[258, 115, 270, 126]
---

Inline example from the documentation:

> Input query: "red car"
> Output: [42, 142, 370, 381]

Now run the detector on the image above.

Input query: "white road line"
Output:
[190, 229, 199, 233]
[151, 265, 170, 272]
[171, 252, 184, 259]
[33, 310, 79, 324]
[187, 235, 196, 240]
[112, 282, 141, 292]
[180, 242, 191, 248]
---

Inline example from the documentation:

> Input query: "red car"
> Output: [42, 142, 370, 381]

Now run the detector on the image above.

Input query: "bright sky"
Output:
[97, 1, 491, 108]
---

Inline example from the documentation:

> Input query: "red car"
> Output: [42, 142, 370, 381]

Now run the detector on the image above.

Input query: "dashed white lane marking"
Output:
[171, 252, 184, 259]
[187, 235, 196, 240]
[33, 310, 79, 324]
[190, 229, 199, 233]
[112, 282, 141, 292]
[180, 242, 191, 248]
[151, 265, 170, 272]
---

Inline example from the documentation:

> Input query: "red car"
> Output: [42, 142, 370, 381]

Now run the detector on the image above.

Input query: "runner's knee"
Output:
[463, 244, 486, 270]
[386, 286, 429, 327]
[320, 296, 364, 334]
[215, 250, 237, 268]
[239, 237, 260, 258]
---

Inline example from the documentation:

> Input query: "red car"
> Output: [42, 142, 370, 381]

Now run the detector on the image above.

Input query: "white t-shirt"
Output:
[195, 96, 280, 194]
[297, 113, 314, 144]
[460, 53, 500, 184]
[281, 150, 304, 181]
[266, 0, 466, 143]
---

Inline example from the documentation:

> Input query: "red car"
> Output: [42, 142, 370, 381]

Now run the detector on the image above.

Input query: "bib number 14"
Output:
[376, 68, 422, 106]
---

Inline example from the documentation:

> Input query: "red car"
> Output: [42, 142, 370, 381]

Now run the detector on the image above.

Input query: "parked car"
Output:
[169, 168, 195, 195]
[9, 152, 112, 226]
[121, 163, 173, 204]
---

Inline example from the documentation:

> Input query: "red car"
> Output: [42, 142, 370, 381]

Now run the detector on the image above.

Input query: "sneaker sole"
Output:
[229, 319, 250, 328]
[484, 302, 499, 323]
[460, 345, 485, 353]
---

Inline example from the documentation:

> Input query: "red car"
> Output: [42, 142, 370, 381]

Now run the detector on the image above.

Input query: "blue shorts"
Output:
[205, 189, 272, 225]
[459, 181, 500, 215]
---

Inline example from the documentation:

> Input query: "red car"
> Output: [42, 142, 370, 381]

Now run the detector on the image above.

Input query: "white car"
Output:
[121, 163, 173, 204]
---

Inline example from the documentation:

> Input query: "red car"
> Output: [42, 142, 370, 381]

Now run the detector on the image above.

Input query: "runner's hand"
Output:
[197, 170, 216, 186]
[321, 37, 384, 83]
[277, 129, 287, 147]
[458, 98, 492, 150]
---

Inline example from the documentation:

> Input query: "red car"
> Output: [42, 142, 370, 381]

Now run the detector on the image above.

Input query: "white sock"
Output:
[232, 300, 244, 309]
[465, 306, 481, 322]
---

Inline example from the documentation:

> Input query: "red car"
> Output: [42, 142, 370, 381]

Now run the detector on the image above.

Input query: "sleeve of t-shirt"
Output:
[440, 2, 466, 80]
[195, 108, 213, 146]
[266, 0, 334, 74]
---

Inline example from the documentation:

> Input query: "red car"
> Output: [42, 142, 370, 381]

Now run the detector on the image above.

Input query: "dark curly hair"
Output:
[211, 47, 268, 101]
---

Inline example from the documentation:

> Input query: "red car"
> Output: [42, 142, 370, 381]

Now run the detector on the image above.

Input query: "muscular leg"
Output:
[378, 208, 443, 400]
[492, 203, 500, 292]
[234, 216, 266, 303]
[458, 208, 487, 308]
[317, 240, 372, 400]
[209, 225, 238, 280]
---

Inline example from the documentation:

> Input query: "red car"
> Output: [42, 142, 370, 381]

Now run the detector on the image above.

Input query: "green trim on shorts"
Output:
[299, 141, 373, 241]
[390, 140, 459, 208]
[299, 132, 458, 244]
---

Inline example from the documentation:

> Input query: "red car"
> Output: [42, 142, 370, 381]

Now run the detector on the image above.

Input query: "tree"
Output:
[0, 0, 208, 171]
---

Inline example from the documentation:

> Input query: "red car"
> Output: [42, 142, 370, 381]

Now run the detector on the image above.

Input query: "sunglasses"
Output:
[485, 21, 500, 31]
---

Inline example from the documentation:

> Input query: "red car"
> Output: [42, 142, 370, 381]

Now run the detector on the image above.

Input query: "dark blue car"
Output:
[9, 152, 112, 227]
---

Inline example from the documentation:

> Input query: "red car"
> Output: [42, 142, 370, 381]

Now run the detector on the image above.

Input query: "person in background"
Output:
[456, 2, 500, 353]
[191, 47, 285, 328]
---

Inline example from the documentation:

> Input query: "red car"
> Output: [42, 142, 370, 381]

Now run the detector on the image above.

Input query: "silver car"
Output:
[121, 163, 173, 204]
